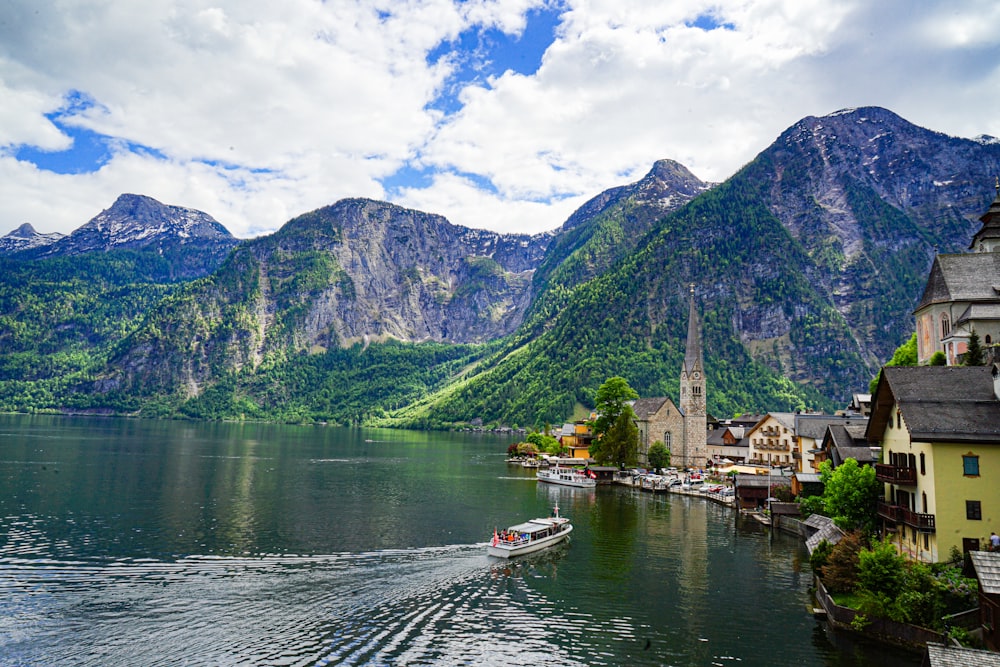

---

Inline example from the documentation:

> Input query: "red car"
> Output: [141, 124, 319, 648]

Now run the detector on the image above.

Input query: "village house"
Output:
[557, 421, 594, 460]
[706, 423, 748, 464]
[868, 364, 1000, 563]
[793, 413, 869, 473]
[816, 421, 877, 470]
[746, 413, 796, 467]
[913, 184, 1000, 365]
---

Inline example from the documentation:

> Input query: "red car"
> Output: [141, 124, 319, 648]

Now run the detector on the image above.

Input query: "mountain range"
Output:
[2, 106, 999, 428]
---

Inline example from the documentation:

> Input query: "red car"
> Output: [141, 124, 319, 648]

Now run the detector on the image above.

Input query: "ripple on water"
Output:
[1, 541, 694, 667]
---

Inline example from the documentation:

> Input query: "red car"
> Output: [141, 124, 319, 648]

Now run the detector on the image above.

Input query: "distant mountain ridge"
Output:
[4, 106, 1000, 428]
[0, 223, 65, 253]
[4, 194, 240, 279]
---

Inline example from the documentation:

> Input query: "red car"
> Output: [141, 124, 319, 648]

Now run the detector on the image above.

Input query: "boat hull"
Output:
[536, 469, 596, 488]
[487, 525, 573, 558]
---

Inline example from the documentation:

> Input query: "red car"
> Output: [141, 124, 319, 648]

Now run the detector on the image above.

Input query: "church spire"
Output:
[971, 179, 1000, 253]
[684, 283, 703, 375]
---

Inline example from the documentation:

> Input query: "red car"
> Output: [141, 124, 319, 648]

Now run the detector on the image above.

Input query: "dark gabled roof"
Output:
[631, 397, 672, 420]
[735, 474, 789, 488]
[731, 413, 766, 427]
[925, 642, 1000, 667]
[833, 446, 879, 466]
[706, 428, 727, 446]
[914, 252, 1000, 312]
[970, 550, 1000, 595]
[795, 414, 868, 440]
[825, 423, 871, 457]
[867, 366, 1000, 443]
[804, 515, 845, 554]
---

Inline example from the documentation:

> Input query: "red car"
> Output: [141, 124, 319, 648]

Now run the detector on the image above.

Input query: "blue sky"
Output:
[2, 1, 1000, 238]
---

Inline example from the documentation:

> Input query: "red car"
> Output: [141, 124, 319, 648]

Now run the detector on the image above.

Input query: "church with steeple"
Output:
[678, 285, 708, 468]
[631, 285, 709, 470]
[914, 182, 1000, 365]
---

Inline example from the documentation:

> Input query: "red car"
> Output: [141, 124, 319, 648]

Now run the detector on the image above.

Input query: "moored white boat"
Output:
[536, 466, 597, 488]
[487, 507, 573, 558]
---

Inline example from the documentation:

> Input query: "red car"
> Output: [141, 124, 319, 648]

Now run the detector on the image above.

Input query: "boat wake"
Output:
[0, 544, 592, 666]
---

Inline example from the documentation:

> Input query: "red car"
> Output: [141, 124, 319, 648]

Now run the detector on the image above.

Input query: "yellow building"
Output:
[868, 365, 1000, 562]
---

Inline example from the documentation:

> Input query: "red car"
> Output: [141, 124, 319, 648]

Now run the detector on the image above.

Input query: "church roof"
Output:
[955, 302, 1000, 325]
[631, 397, 673, 420]
[914, 252, 1000, 312]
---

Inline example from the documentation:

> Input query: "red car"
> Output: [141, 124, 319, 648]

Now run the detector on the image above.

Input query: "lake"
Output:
[0, 414, 920, 666]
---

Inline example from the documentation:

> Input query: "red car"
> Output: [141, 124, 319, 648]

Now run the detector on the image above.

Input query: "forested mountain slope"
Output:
[4, 107, 1000, 428]
[401, 108, 1000, 426]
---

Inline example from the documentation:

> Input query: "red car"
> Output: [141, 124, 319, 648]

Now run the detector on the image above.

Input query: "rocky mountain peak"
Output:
[7, 194, 240, 279]
[0, 222, 65, 254]
[73, 193, 236, 248]
[562, 158, 710, 231]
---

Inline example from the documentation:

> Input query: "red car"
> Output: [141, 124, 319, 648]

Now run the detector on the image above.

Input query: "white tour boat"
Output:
[536, 466, 597, 488]
[487, 507, 573, 558]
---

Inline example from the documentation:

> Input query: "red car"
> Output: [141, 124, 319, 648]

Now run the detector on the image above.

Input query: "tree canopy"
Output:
[648, 440, 670, 472]
[589, 376, 639, 468]
[819, 458, 880, 534]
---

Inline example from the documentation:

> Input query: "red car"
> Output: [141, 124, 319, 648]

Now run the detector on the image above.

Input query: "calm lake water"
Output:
[0, 414, 920, 666]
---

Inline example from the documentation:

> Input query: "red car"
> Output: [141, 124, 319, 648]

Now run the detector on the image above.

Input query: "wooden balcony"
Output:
[877, 501, 935, 532]
[875, 463, 917, 485]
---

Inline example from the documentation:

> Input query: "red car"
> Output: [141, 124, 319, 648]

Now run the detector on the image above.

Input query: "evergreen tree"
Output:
[648, 440, 670, 472]
[964, 329, 985, 366]
[589, 376, 639, 467]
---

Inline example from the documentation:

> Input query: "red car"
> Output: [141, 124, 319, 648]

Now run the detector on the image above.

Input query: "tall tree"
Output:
[589, 376, 639, 467]
[964, 329, 985, 366]
[819, 458, 880, 534]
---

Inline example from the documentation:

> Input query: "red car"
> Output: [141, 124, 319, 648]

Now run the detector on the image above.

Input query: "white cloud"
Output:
[1, 0, 1000, 239]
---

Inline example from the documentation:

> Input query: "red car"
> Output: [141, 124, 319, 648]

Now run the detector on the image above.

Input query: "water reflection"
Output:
[0, 415, 922, 666]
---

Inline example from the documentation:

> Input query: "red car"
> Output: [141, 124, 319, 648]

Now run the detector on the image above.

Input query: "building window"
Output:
[919, 452, 925, 475]
[967, 500, 982, 520]
[896, 410, 902, 430]
[922, 492, 927, 512]
[988, 335, 994, 345]
[964, 455, 980, 477]
[941, 314, 951, 337]
[664, 432, 672, 449]
[923, 534, 929, 551]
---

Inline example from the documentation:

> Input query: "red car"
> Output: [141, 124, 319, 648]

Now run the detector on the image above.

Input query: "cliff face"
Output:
[750, 107, 1000, 372]
[100, 198, 555, 395]
[255, 198, 552, 347]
